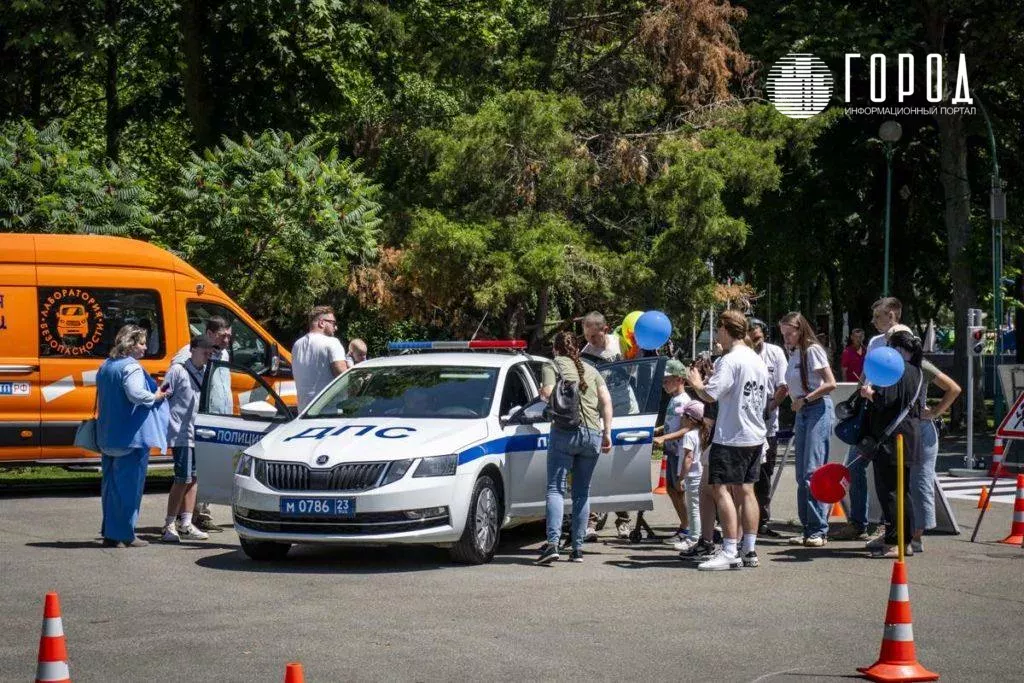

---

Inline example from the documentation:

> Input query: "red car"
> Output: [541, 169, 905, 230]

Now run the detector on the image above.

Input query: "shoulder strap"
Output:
[881, 369, 924, 442]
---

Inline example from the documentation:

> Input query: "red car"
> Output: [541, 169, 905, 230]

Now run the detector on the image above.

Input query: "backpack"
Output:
[548, 363, 583, 430]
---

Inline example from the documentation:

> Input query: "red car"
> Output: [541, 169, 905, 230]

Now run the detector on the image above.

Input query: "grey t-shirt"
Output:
[541, 357, 607, 430]
[166, 359, 205, 447]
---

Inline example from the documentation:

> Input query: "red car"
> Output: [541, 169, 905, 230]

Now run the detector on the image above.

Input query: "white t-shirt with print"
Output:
[784, 344, 830, 400]
[292, 332, 347, 411]
[703, 344, 768, 448]
[680, 429, 705, 479]
[662, 391, 691, 454]
[757, 342, 788, 436]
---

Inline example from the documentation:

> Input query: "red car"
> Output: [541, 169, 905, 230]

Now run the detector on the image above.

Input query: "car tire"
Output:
[450, 475, 501, 565]
[240, 537, 291, 561]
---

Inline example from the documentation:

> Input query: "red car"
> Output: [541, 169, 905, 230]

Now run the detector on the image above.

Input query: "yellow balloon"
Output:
[623, 310, 643, 336]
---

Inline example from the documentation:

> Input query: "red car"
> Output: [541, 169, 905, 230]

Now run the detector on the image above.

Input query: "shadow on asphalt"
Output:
[193, 523, 551, 574]
[26, 539, 239, 551]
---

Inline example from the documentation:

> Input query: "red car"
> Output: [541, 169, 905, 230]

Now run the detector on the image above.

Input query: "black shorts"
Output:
[708, 443, 761, 485]
[665, 451, 681, 490]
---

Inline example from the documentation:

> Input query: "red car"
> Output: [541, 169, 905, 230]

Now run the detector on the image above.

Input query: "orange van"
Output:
[0, 233, 295, 464]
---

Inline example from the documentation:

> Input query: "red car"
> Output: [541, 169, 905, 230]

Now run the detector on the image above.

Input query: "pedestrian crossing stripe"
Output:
[936, 474, 1016, 505]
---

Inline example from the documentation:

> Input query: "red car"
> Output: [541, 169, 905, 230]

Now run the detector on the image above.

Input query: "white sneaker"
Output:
[177, 524, 210, 541]
[161, 525, 180, 543]
[697, 550, 742, 571]
[673, 537, 697, 552]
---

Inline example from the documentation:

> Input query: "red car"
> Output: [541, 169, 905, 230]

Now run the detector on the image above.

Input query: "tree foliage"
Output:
[167, 131, 382, 329]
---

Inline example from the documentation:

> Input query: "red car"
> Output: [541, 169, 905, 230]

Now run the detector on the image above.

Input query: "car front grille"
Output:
[255, 461, 388, 492]
[233, 507, 450, 535]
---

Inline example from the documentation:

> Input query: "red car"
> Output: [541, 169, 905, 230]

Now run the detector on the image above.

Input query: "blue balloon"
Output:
[634, 310, 672, 350]
[864, 347, 905, 387]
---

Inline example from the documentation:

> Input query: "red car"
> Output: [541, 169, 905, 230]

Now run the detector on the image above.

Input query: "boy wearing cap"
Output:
[161, 335, 215, 542]
[653, 359, 693, 545]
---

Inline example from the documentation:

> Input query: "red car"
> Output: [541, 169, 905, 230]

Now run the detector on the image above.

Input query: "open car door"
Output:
[587, 356, 666, 514]
[193, 359, 293, 505]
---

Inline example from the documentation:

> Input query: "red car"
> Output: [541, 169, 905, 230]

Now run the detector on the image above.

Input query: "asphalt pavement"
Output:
[2, 461, 1023, 682]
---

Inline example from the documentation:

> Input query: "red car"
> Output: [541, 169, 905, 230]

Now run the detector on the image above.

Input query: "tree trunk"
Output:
[935, 111, 976, 429]
[181, 0, 216, 151]
[825, 261, 843, 368]
[531, 286, 550, 349]
[535, 0, 567, 89]
[104, 0, 120, 161]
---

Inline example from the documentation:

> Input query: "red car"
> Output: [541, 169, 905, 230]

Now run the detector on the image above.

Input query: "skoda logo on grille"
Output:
[315, 455, 330, 466]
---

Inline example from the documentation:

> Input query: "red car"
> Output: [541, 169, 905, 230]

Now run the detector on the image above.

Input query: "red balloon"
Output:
[809, 462, 851, 504]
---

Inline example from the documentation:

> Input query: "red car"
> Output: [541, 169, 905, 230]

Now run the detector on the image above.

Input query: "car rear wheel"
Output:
[450, 475, 501, 564]
[240, 537, 291, 561]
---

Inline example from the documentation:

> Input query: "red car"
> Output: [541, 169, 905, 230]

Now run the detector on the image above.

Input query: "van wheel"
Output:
[240, 538, 291, 561]
[450, 475, 501, 564]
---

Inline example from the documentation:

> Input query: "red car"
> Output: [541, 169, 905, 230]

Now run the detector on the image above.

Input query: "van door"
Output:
[193, 359, 292, 505]
[0, 282, 42, 460]
[588, 356, 666, 514]
[34, 271, 171, 458]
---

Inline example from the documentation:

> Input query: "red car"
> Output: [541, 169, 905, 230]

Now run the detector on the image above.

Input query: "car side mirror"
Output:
[240, 400, 282, 421]
[501, 405, 524, 425]
[506, 396, 548, 425]
[269, 344, 280, 375]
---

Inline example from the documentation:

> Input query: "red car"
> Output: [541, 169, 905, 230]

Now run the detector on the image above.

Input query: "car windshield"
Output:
[304, 365, 499, 420]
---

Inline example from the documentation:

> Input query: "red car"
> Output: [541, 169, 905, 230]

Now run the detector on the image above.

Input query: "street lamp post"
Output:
[879, 120, 903, 297]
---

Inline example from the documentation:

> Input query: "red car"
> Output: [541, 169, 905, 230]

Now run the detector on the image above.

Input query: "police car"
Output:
[193, 341, 665, 564]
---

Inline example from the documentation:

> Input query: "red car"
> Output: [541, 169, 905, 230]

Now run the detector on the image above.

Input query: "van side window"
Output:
[186, 302, 268, 375]
[38, 287, 164, 359]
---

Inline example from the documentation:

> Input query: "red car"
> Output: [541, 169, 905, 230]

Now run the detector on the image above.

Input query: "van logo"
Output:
[39, 288, 105, 356]
[315, 455, 329, 466]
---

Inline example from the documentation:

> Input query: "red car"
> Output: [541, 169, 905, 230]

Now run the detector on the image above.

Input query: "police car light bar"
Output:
[387, 340, 527, 351]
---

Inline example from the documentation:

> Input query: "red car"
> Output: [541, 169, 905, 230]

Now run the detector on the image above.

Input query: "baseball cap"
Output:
[665, 359, 688, 377]
[885, 324, 913, 339]
[747, 317, 767, 331]
[678, 400, 705, 421]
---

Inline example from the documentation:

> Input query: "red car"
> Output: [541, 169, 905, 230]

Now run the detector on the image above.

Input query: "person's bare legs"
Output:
[712, 483, 739, 546]
[166, 483, 189, 519]
[699, 484, 716, 542]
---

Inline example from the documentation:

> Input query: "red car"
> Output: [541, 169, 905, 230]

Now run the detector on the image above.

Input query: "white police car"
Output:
[193, 341, 665, 564]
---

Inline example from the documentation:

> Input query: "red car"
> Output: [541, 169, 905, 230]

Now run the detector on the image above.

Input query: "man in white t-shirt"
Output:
[748, 318, 788, 537]
[292, 306, 349, 411]
[578, 311, 634, 539]
[687, 311, 768, 570]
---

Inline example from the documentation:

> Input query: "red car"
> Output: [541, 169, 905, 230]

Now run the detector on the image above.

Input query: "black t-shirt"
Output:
[867, 363, 922, 464]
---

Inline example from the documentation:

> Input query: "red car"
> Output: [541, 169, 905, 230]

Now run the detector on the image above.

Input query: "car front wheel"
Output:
[450, 475, 501, 564]
[240, 537, 291, 561]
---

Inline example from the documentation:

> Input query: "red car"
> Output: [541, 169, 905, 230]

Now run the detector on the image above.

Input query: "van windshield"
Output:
[305, 365, 499, 420]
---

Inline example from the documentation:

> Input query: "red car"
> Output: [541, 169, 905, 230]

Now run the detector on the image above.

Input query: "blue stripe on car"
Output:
[457, 428, 652, 466]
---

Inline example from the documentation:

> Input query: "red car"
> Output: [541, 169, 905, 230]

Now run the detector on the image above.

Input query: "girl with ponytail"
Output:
[535, 330, 614, 565]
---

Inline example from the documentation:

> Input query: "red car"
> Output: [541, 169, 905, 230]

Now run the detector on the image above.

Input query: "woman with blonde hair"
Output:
[95, 324, 170, 547]
[778, 312, 837, 546]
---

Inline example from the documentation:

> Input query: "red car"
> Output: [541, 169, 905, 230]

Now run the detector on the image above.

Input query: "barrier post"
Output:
[897, 434, 905, 562]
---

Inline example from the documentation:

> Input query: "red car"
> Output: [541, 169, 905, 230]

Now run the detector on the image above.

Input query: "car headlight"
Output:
[381, 459, 414, 486]
[413, 454, 458, 478]
[234, 452, 255, 477]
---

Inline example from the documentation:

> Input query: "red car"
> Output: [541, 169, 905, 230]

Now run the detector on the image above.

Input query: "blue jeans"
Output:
[794, 397, 832, 538]
[546, 426, 601, 550]
[846, 445, 869, 527]
[911, 420, 939, 531]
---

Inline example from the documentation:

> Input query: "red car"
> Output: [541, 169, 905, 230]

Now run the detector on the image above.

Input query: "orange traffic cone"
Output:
[830, 501, 847, 522]
[36, 592, 70, 683]
[284, 662, 305, 683]
[976, 486, 990, 510]
[857, 561, 938, 682]
[988, 437, 1007, 478]
[998, 474, 1024, 545]
[653, 456, 667, 494]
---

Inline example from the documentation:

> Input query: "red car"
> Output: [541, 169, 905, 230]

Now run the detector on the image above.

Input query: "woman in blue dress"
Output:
[96, 325, 170, 547]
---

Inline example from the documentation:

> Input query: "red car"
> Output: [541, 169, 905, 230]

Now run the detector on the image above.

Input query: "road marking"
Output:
[937, 474, 1016, 505]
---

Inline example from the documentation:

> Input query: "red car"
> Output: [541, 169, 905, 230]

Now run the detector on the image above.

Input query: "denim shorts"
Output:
[172, 446, 196, 484]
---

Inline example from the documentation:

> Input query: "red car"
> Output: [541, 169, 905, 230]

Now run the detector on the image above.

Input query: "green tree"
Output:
[167, 130, 382, 329]
[0, 120, 155, 235]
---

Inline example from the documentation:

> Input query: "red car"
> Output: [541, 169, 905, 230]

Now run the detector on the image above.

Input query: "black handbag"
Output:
[856, 372, 923, 459]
